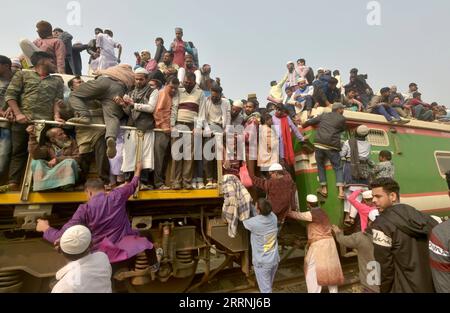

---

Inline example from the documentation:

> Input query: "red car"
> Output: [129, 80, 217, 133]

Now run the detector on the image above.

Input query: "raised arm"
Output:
[287, 116, 304, 141]
[111, 163, 141, 203]
[287, 210, 313, 222]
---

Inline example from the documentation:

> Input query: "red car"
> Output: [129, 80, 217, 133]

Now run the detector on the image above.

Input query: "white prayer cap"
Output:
[362, 190, 373, 199]
[357, 125, 370, 137]
[286, 61, 295, 66]
[134, 67, 149, 75]
[268, 163, 283, 172]
[233, 100, 244, 108]
[306, 194, 318, 203]
[368, 209, 380, 222]
[297, 78, 307, 84]
[431, 215, 443, 224]
[60, 225, 92, 255]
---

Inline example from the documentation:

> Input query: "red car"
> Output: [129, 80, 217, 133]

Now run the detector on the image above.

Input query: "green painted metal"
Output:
[293, 122, 450, 226]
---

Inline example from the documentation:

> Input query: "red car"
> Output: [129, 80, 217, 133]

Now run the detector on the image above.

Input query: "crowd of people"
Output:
[0, 20, 449, 294]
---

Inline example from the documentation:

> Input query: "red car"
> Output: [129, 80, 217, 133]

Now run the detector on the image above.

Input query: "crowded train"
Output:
[0, 20, 449, 294]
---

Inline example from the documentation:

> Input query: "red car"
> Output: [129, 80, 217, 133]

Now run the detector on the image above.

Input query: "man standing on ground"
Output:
[332, 210, 380, 293]
[288, 195, 344, 293]
[243, 199, 280, 293]
[370, 177, 437, 293]
[51, 225, 112, 293]
[250, 163, 298, 225]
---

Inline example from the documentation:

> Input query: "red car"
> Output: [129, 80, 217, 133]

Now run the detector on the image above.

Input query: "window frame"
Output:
[434, 150, 450, 179]
[366, 128, 390, 147]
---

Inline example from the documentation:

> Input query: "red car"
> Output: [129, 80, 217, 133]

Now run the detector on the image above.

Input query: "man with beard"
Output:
[1, 52, 64, 192]
[198, 85, 231, 189]
[286, 61, 300, 89]
[27, 125, 80, 191]
[158, 52, 179, 82]
[230, 100, 244, 126]
[178, 54, 201, 85]
[370, 177, 437, 293]
[344, 68, 373, 108]
[115, 68, 159, 190]
[170, 72, 206, 190]
[153, 77, 180, 190]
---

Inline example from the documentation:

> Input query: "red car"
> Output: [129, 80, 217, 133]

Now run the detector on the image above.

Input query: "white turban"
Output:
[306, 194, 318, 203]
[134, 67, 149, 75]
[60, 225, 92, 255]
[362, 190, 373, 199]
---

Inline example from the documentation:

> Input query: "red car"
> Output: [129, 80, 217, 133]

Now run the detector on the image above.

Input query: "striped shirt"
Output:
[171, 85, 206, 127]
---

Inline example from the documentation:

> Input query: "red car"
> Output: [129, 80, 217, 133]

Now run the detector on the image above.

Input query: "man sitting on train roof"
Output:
[36, 162, 161, 271]
[27, 125, 81, 191]
[405, 92, 434, 122]
[367, 87, 410, 124]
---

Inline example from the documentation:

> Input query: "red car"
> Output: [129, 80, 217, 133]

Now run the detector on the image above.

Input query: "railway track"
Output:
[190, 256, 360, 293]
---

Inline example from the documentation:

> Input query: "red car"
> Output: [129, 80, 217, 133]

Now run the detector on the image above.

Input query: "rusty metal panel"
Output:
[0, 239, 66, 278]
[206, 218, 249, 253]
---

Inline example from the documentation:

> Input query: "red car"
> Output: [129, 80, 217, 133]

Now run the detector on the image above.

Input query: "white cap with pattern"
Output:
[60, 225, 92, 255]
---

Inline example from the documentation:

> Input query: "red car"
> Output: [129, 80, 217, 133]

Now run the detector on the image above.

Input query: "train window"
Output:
[434, 151, 450, 178]
[367, 129, 389, 147]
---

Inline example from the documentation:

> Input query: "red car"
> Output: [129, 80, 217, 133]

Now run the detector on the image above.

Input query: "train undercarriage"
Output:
[0, 195, 307, 293]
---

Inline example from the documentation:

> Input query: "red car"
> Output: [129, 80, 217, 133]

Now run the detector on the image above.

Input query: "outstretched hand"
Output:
[36, 219, 50, 232]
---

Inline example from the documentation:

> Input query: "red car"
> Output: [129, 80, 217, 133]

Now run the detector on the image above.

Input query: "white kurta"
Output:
[96, 33, 119, 70]
[121, 130, 155, 172]
[52, 252, 112, 293]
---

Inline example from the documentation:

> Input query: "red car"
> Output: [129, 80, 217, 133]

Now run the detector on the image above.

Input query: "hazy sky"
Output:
[1, 0, 450, 106]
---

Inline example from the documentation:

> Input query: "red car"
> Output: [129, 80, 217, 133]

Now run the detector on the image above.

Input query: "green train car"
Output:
[294, 109, 450, 225]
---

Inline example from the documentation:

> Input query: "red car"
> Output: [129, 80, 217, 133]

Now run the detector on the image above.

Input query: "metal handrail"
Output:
[0, 117, 225, 200]
[0, 117, 227, 135]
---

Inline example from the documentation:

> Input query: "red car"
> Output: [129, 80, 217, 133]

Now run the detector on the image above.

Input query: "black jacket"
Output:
[303, 112, 346, 150]
[370, 203, 438, 293]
